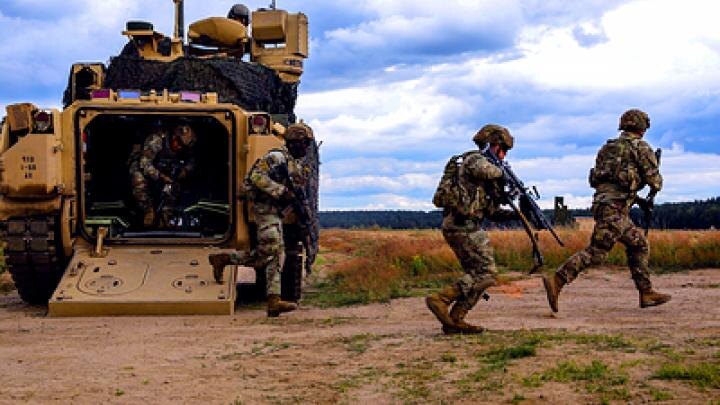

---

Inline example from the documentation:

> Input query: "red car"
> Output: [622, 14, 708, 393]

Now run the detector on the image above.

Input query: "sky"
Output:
[1, 0, 719, 210]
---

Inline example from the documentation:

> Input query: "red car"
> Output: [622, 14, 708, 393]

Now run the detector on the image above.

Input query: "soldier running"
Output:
[543, 109, 671, 312]
[209, 123, 313, 317]
[426, 125, 519, 334]
[129, 124, 196, 227]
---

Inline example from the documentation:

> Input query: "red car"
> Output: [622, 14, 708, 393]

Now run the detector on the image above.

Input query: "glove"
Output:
[280, 188, 296, 203]
[159, 174, 173, 184]
[635, 197, 652, 211]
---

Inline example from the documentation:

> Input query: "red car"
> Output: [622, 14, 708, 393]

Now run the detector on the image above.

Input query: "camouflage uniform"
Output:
[227, 146, 306, 296]
[129, 130, 195, 213]
[556, 131, 662, 290]
[443, 151, 516, 311]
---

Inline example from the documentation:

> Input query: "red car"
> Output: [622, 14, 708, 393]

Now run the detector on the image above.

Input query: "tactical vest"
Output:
[243, 148, 295, 201]
[589, 136, 642, 192]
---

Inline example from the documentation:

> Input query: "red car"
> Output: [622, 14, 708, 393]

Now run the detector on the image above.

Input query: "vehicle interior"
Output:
[80, 113, 232, 241]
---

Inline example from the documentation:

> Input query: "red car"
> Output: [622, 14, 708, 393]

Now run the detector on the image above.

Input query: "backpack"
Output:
[589, 137, 641, 191]
[433, 151, 477, 213]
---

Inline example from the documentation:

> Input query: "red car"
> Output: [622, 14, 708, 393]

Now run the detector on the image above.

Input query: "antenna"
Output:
[270, 0, 276, 10]
[173, 0, 184, 42]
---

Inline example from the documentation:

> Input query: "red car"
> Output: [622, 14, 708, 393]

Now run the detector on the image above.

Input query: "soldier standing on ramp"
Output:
[543, 109, 671, 312]
[209, 123, 313, 317]
[426, 125, 519, 334]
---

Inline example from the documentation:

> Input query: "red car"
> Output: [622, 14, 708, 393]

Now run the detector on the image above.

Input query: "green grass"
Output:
[647, 386, 674, 401]
[480, 340, 538, 367]
[304, 279, 416, 307]
[510, 392, 526, 404]
[333, 366, 384, 394]
[459, 339, 541, 394]
[541, 360, 619, 382]
[392, 358, 442, 401]
[572, 334, 637, 352]
[440, 352, 457, 363]
[524, 359, 630, 402]
[653, 362, 720, 388]
[341, 333, 382, 355]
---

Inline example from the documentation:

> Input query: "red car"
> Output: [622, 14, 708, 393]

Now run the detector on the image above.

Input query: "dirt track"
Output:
[0, 268, 718, 404]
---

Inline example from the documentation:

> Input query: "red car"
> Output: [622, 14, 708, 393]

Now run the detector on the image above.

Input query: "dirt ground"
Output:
[0, 268, 718, 404]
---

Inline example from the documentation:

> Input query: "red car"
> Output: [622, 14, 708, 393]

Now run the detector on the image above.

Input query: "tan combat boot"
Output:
[208, 253, 231, 284]
[445, 303, 484, 334]
[267, 294, 297, 317]
[639, 288, 671, 308]
[143, 208, 155, 227]
[542, 272, 566, 313]
[425, 285, 462, 331]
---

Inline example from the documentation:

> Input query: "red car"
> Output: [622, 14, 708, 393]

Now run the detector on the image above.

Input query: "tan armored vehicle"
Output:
[0, 1, 318, 316]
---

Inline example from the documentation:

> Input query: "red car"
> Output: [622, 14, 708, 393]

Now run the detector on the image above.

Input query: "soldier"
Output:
[426, 124, 518, 334]
[543, 109, 671, 312]
[227, 4, 250, 26]
[129, 124, 196, 227]
[209, 123, 313, 317]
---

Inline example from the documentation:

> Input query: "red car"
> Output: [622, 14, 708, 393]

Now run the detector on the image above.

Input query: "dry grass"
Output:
[310, 230, 460, 306]
[310, 227, 720, 306]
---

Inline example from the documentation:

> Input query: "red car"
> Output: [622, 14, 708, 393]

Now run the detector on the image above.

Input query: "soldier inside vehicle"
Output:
[81, 115, 230, 239]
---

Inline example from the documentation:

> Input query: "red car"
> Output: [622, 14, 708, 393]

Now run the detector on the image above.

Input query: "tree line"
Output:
[320, 197, 720, 230]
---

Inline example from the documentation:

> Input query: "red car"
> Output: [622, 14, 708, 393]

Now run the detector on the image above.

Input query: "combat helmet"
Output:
[228, 4, 250, 26]
[473, 124, 514, 150]
[285, 123, 314, 141]
[619, 109, 650, 132]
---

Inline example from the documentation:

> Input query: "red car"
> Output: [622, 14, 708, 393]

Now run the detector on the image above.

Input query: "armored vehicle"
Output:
[0, 1, 318, 316]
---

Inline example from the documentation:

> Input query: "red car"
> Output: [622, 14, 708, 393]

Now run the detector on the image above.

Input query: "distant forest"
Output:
[320, 197, 720, 230]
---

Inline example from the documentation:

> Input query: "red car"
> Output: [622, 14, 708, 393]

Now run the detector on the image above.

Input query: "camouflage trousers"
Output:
[556, 202, 652, 291]
[442, 213, 497, 311]
[227, 209, 284, 296]
[130, 168, 153, 211]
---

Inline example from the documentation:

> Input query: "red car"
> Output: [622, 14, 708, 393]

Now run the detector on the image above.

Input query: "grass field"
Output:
[310, 227, 720, 307]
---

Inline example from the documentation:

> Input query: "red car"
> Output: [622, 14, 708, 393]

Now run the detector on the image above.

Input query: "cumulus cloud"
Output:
[323, 193, 436, 211]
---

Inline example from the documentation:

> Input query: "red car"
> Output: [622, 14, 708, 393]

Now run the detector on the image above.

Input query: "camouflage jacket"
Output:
[448, 151, 511, 221]
[592, 131, 662, 206]
[246, 146, 307, 214]
[134, 130, 195, 181]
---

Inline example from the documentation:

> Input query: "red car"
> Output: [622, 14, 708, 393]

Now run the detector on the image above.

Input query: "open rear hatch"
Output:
[48, 244, 239, 316]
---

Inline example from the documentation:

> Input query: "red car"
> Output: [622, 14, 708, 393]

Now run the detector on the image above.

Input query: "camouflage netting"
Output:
[63, 48, 298, 118]
[302, 140, 320, 263]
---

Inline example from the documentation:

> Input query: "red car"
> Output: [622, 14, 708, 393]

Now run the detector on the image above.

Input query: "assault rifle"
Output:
[483, 149, 565, 274]
[156, 159, 186, 224]
[636, 148, 662, 235]
[278, 163, 318, 275]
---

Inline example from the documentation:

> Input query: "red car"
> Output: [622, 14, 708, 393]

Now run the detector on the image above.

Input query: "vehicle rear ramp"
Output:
[48, 245, 241, 317]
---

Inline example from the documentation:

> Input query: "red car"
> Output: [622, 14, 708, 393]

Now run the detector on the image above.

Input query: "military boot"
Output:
[208, 253, 231, 284]
[639, 288, 671, 308]
[143, 208, 155, 227]
[267, 294, 297, 317]
[425, 285, 462, 330]
[444, 303, 484, 334]
[542, 272, 566, 313]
